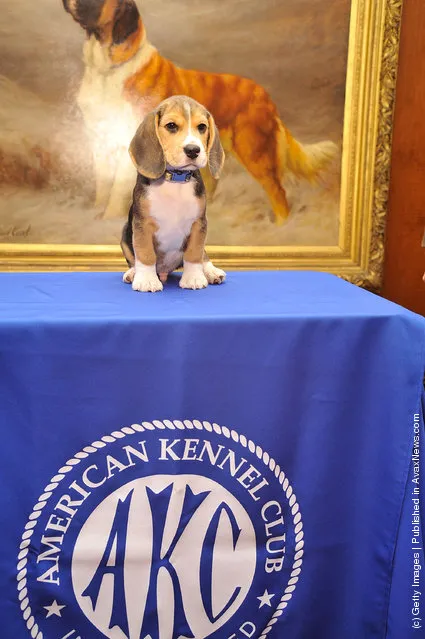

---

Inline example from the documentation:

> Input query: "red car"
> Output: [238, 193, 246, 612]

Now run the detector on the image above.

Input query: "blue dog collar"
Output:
[164, 169, 194, 183]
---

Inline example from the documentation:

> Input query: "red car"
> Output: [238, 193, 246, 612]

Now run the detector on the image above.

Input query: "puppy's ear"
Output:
[207, 115, 225, 179]
[129, 112, 166, 179]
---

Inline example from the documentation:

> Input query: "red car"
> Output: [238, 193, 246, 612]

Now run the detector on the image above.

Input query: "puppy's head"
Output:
[63, 0, 140, 46]
[129, 96, 225, 180]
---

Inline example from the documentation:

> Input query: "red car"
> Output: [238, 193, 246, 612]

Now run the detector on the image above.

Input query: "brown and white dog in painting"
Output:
[63, 0, 337, 224]
[121, 95, 226, 292]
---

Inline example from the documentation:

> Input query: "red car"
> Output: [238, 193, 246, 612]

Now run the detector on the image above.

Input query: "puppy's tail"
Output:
[277, 121, 337, 183]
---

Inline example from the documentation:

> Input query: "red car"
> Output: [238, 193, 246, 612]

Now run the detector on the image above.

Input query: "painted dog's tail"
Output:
[277, 121, 338, 183]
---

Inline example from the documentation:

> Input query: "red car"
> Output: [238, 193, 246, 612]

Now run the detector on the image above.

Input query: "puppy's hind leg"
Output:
[120, 215, 136, 284]
[122, 265, 135, 284]
[203, 253, 226, 284]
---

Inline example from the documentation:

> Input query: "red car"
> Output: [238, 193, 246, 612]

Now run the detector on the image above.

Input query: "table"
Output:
[0, 271, 423, 639]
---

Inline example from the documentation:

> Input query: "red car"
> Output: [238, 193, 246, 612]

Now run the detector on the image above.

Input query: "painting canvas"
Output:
[0, 0, 350, 250]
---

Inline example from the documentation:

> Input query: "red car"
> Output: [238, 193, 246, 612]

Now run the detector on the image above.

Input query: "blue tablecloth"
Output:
[0, 271, 424, 639]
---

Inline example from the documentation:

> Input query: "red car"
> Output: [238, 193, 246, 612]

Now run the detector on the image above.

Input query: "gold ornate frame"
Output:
[0, 0, 403, 291]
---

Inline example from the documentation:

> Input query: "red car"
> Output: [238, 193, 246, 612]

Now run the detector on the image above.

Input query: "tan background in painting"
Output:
[0, 0, 349, 246]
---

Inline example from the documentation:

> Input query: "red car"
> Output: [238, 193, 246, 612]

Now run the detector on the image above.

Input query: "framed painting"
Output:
[0, 0, 403, 291]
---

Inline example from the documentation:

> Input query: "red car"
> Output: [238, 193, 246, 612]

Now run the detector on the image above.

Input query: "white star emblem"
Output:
[257, 589, 275, 608]
[43, 600, 66, 618]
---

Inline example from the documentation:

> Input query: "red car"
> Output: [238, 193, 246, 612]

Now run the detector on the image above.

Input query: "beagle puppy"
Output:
[63, 0, 337, 224]
[120, 96, 226, 292]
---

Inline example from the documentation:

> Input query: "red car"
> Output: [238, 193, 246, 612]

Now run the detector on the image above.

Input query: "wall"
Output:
[382, 0, 425, 315]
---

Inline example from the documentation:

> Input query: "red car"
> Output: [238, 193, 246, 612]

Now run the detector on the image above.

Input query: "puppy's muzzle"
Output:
[184, 144, 201, 160]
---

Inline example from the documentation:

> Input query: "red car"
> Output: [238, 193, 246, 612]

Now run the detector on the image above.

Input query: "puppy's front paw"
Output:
[132, 271, 163, 293]
[203, 261, 226, 285]
[123, 267, 135, 284]
[180, 271, 208, 290]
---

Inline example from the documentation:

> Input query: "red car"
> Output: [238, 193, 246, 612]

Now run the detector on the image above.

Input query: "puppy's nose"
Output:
[184, 144, 201, 160]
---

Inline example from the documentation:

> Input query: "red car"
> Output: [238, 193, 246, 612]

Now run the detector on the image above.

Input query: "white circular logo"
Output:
[72, 475, 256, 639]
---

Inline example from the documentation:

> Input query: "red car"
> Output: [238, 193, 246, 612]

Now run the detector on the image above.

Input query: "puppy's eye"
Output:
[198, 123, 207, 134]
[165, 122, 178, 132]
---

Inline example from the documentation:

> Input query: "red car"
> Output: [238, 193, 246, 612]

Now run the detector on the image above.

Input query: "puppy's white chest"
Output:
[149, 180, 200, 253]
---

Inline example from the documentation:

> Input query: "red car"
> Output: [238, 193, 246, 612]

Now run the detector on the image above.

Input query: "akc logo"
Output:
[17, 420, 304, 639]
